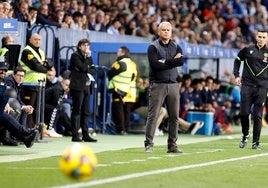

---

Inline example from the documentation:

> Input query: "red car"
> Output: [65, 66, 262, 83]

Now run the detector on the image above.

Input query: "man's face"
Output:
[0, 69, 7, 79]
[116, 48, 124, 57]
[46, 69, 56, 82]
[13, 71, 25, 84]
[256, 31, 268, 48]
[61, 79, 70, 92]
[78, 42, 90, 54]
[29, 34, 41, 47]
[158, 22, 172, 41]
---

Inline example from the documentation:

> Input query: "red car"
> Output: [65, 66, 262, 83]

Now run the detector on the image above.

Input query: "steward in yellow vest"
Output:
[107, 46, 138, 135]
[19, 33, 52, 128]
[20, 35, 52, 86]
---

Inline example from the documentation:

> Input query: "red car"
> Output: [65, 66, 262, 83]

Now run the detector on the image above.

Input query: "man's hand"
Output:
[174, 53, 183, 58]
[235, 77, 242, 86]
[21, 105, 34, 115]
[4, 103, 14, 114]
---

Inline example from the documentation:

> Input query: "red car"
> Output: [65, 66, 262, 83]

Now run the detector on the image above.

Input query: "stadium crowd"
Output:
[1, 0, 268, 48]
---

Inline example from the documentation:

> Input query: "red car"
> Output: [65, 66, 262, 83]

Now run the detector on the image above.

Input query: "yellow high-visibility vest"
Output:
[123, 60, 137, 103]
[20, 45, 46, 85]
[109, 57, 134, 95]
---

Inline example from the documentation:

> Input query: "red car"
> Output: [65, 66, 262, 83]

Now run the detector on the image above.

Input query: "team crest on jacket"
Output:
[27, 54, 34, 60]
[263, 53, 268, 63]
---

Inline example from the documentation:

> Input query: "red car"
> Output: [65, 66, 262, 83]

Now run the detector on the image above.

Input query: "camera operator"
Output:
[20, 33, 53, 129]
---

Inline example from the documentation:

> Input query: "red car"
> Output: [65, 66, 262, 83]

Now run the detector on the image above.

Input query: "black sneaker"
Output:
[252, 143, 261, 150]
[239, 135, 249, 148]
[22, 129, 38, 148]
[83, 136, 97, 142]
[167, 146, 183, 153]
[72, 136, 82, 142]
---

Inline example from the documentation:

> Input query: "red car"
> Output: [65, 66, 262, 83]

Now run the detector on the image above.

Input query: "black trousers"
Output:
[70, 86, 91, 138]
[0, 113, 25, 138]
[22, 86, 38, 129]
[240, 85, 267, 143]
[111, 92, 132, 133]
[44, 105, 72, 134]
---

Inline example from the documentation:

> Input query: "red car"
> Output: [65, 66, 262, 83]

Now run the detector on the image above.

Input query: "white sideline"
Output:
[51, 153, 268, 188]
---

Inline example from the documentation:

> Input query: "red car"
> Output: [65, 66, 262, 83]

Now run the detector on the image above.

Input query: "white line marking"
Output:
[51, 153, 268, 188]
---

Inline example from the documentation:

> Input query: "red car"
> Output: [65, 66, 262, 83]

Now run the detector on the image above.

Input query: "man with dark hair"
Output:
[5, 66, 34, 128]
[233, 30, 268, 150]
[0, 61, 38, 147]
[69, 38, 97, 142]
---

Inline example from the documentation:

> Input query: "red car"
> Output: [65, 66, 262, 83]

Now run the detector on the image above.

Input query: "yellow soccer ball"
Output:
[59, 143, 98, 181]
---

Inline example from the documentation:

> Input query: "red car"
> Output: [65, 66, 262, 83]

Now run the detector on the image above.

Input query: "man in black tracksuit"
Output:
[144, 21, 184, 153]
[233, 30, 268, 150]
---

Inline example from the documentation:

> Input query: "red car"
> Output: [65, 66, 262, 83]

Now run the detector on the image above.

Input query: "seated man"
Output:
[0, 61, 38, 147]
[5, 66, 34, 128]
[44, 76, 72, 137]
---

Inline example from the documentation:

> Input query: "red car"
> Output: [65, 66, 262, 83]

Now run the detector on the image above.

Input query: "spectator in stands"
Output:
[51, 9, 65, 25]
[2, 2, 12, 18]
[107, 19, 121, 35]
[26, 6, 38, 29]
[136, 22, 154, 40]
[69, 38, 97, 142]
[36, 3, 65, 28]
[125, 20, 137, 36]
[88, 10, 107, 32]
[0, 2, 4, 19]
[70, 11, 83, 30]
[62, 11, 73, 29]
[179, 74, 193, 120]
[20, 33, 53, 129]
[14, 0, 29, 22]
[233, 30, 268, 150]
[224, 75, 241, 126]
[144, 21, 184, 153]
[108, 46, 137, 135]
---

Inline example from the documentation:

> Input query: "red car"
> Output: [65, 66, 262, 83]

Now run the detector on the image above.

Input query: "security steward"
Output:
[108, 46, 137, 135]
[233, 30, 268, 150]
[20, 33, 52, 129]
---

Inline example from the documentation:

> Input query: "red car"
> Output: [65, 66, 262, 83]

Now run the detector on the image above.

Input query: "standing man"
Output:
[144, 21, 184, 153]
[20, 33, 52, 129]
[233, 30, 268, 150]
[69, 39, 97, 142]
[108, 46, 137, 135]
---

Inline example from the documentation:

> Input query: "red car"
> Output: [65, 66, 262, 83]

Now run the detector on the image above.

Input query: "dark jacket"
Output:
[5, 74, 25, 106]
[233, 44, 268, 88]
[147, 39, 184, 83]
[69, 50, 96, 91]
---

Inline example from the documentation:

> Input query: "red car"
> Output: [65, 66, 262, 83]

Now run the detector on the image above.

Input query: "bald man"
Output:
[20, 33, 52, 129]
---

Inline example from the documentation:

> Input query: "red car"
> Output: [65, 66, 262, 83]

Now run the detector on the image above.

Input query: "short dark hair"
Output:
[13, 66, 26, 74]
[120, 46, 130, 56]
[77, 38, 90, 50]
